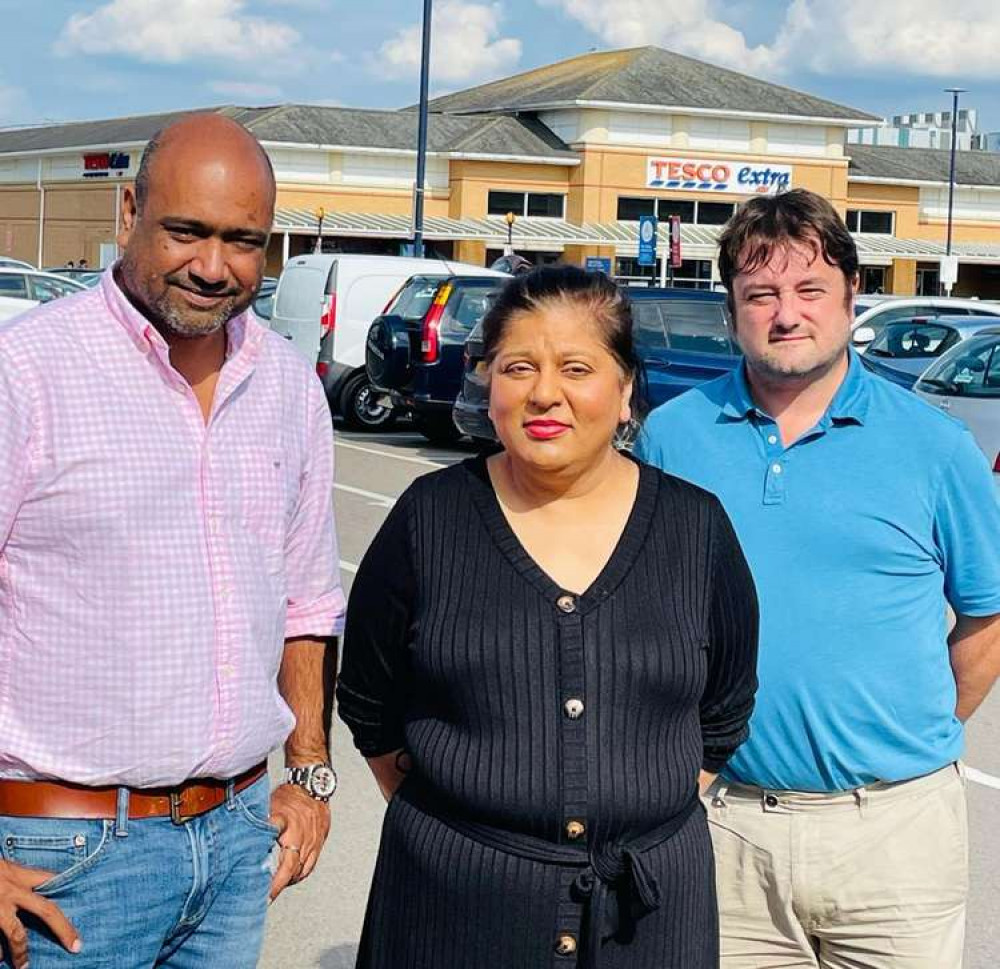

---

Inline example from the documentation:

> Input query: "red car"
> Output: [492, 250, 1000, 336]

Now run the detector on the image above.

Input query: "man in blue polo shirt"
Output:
[636, 189, 1000, 968]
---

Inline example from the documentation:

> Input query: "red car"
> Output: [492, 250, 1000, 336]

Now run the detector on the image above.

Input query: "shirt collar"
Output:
[100, 263, 261, 364]
[720, 350, 871, 426]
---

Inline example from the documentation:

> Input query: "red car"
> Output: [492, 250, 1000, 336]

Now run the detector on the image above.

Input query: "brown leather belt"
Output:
[0, 762, 268, 824]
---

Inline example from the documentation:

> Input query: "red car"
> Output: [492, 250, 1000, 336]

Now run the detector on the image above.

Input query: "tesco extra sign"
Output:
[647, 158, 791, 195]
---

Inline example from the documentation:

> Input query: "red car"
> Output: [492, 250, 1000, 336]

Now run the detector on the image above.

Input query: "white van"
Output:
[270, 254, 505, 429]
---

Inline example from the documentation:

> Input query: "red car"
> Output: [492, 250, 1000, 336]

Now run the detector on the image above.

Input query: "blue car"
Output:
[453, 286, 740, 445]
[860, 315, 1000, 391]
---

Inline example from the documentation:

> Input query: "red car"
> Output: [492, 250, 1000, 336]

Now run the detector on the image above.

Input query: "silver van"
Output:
[270, 253, 503, 429]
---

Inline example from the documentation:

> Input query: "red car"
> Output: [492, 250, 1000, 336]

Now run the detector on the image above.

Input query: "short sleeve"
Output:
[700, 498, 760, 773]
[336, 490, 417, 757]
[933, 429, 1000, 617]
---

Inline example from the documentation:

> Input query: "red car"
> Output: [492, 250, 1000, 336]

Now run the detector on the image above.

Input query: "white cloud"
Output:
[542, 0, 1000, 80]
[209, 80, 284, 99]
[376, 1, 522, 84]
[57, 0, 301, 65]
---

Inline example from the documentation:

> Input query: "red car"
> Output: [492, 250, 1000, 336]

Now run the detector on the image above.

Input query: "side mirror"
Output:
[853, 326, 876, 346]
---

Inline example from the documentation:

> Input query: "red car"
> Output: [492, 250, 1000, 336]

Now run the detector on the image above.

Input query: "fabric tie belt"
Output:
[0, 762, 268, 824]
[402, 781, 701, 967]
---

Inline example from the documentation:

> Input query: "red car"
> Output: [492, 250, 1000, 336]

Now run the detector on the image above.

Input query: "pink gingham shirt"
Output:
[0, 270, 346, 787]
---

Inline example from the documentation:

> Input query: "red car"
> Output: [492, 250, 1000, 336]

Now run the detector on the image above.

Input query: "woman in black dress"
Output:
[337, 266, 758, 969]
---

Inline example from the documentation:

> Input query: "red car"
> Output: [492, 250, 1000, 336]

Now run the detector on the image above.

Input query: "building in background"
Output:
[2, 47, 1000, 296]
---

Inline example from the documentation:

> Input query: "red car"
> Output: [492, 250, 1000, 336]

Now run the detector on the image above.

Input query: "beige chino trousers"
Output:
[705, 764, 968, 969]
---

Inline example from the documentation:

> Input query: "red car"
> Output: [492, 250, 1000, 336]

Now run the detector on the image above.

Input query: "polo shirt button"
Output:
[772, 464, 783, 475]
[765, 794, 779, 808]
[556, 594, 576, 614]
[767, 434, 778, 445]
[555, 934, 578, 955]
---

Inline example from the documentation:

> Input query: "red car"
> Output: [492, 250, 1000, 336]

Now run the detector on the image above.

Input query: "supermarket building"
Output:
[3, 46, 1000, 297]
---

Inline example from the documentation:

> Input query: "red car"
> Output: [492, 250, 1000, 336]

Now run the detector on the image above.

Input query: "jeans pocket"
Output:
[235, 779, 281, 838]
[0, 818, 113, 894]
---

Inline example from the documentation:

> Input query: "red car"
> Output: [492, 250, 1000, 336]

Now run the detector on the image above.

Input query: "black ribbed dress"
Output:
[337, 455, 758, 969]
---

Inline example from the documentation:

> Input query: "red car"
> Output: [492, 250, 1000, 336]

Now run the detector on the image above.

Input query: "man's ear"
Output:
[118, 187, 138, 248]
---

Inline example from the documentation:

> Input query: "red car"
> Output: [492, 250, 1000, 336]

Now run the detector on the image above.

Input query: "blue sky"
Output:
[2, 0, 999, 133]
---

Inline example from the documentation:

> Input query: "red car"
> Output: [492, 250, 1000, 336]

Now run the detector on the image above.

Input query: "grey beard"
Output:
[153, 295, 237, 339]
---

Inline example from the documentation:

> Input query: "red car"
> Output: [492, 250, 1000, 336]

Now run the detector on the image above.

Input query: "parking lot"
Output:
[260, 425, 1000, 969]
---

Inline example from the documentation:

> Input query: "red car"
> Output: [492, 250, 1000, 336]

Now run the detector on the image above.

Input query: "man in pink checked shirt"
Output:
[0, 114, 346, 969]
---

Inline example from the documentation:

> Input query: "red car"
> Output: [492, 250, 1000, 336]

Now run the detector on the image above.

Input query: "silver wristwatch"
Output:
[284, 763, 338, 802]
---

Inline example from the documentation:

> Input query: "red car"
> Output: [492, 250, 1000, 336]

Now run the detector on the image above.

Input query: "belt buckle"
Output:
[169, 790, 193, 825]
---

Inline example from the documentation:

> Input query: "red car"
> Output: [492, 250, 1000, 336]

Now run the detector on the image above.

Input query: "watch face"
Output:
[310, 765, 337, 798]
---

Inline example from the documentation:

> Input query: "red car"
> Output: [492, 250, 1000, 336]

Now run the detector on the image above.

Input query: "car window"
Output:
[870, 304, 944, 325]
[252, 293, 275, 320]
[968, 307, 1000, 317]
[663, 300, 735, 354]
[29, 276, 80, 302]
[919, 336, 1000, 399]
[631, 301, 668, 349]
[387, 276, 444, 320]
[0, 274, 28, 299]
[867, 323, 958, 359]
[445, 284, 499, 331]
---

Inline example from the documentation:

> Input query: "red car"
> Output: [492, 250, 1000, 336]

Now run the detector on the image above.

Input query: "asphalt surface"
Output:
[260, 426, 1000, 969]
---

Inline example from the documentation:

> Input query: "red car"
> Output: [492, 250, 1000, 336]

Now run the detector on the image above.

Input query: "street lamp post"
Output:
[413, 0, 433, 259]
[942, 87, 966, 295]
[504, 211, 516, 256]
[314, 206, 325, 254]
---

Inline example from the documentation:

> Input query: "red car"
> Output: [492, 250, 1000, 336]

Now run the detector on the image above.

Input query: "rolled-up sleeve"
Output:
[701, 498, 759, 773]
[284, 380, 346, 639]
[337, 490, 416, 757]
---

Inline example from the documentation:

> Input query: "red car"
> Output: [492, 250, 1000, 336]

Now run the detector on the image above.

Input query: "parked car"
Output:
[851, 296, 1000, 352]
[914, 326, 1000, 493]
[366, 274, 507, 444]
[251, 276, 278, 321]
[0, 257, 36, 270]
[860, 316, 1000, 390]
[0, 268, 87, 304]
[0, 295, 36, 324]
[47, 266, 105, 288]
[453, 287, 738, 445]
[269, 254, 501, 429]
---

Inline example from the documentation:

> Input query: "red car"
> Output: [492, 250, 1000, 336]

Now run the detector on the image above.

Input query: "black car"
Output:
[366, 274, 506, 444]
[453, 286, 739, 446]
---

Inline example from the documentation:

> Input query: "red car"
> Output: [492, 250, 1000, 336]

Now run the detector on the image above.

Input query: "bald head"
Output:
[117, 113, 276, 342]
[135, 114, 275, 215]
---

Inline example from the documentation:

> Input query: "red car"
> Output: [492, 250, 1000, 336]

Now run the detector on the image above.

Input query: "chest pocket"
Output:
[227, 446, 293, 575]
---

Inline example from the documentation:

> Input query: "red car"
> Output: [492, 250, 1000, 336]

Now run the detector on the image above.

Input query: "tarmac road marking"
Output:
[334, 439, 459, 468]
[334, 482, 398, 507]
[965, 767, 1000, 791]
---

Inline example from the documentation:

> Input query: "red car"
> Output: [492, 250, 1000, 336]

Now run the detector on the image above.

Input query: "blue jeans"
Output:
[0, 775, 277, 968]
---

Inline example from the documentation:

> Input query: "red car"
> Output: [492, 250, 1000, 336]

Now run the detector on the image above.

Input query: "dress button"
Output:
[555, 934, 578, 955]
[764, 794, 779, 808]
[565, 820, 586, 840]
[564, 698, 585, 719]
[556, 594, 576, 614]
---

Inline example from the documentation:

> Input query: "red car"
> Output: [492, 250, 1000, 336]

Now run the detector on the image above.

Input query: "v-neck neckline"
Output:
[463, 452, 659, 615]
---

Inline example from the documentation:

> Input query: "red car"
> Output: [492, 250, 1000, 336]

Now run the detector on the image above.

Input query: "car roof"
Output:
[282, 253, 508, 278]
[0, 267, 87, 287]
[855, 296, 1000, 323]
[625, 287, 726, 302]
[882, 314, 1000, 332]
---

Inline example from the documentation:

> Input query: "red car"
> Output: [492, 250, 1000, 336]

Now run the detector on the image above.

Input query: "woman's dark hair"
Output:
[718, 189, 859, 313]
[482, 265, 645, 415]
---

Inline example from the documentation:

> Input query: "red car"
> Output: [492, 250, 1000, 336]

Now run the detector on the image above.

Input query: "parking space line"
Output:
[334, 439, 457, 468]
[334, 483, 398, 507]
[966, 767, 1000, 791]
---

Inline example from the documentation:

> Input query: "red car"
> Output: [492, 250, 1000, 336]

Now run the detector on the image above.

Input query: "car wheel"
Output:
[340, 372, 396, 431]
[416, 414, 462, 446]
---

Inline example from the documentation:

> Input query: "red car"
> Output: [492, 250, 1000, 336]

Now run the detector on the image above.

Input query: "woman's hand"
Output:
[698, 770, 717, 796]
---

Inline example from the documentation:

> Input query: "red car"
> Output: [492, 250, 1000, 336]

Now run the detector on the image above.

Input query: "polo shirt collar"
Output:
[720, 350, 871, 426]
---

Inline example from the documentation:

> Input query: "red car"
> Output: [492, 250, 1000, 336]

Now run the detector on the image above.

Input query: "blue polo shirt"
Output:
[636, 352, 1000, 792]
